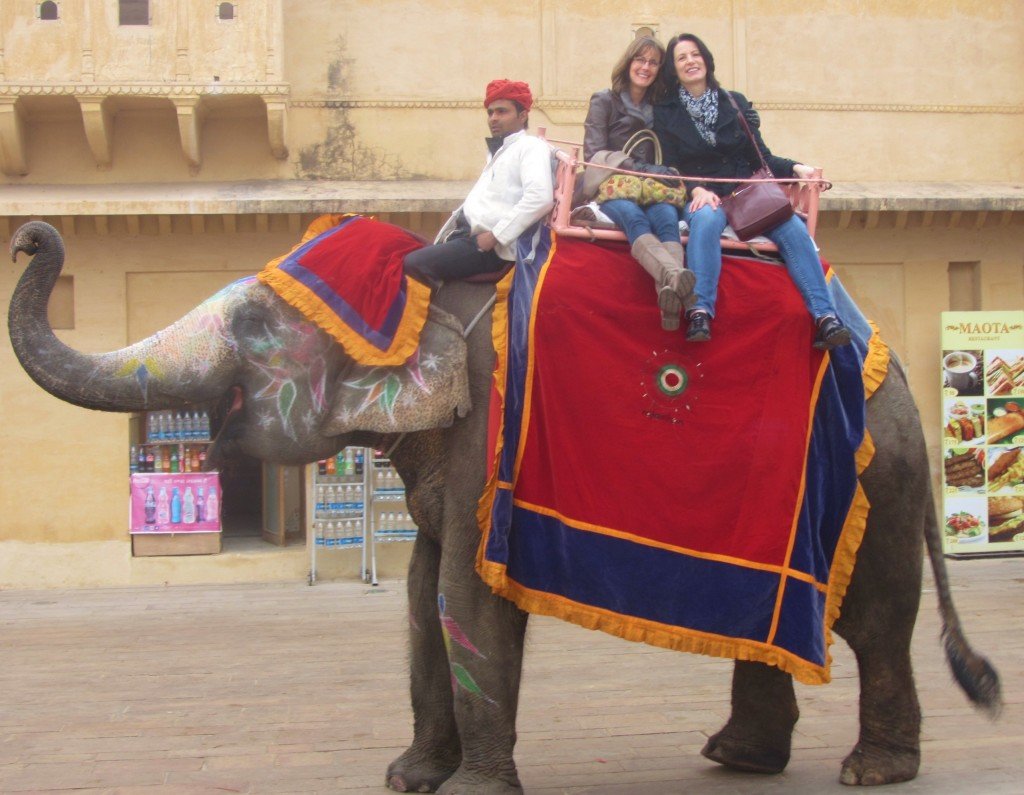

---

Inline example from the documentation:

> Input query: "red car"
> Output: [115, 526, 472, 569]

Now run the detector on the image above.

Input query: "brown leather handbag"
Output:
[719, 94, 794, 241]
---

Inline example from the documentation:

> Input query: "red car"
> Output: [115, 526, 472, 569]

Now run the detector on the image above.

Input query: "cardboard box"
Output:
[132, 532, 221, 557]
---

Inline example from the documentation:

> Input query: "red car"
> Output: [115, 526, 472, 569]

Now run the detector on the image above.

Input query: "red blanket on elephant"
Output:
[477, 228, 889, 685]
[259, 214, 431, 366]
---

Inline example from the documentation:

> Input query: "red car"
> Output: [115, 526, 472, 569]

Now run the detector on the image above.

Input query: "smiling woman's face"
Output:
[674, 39, 708, 94]
[628, 45, 661, 91]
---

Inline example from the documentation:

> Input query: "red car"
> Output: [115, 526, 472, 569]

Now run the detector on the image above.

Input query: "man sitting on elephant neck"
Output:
[403, 79, 554, 282]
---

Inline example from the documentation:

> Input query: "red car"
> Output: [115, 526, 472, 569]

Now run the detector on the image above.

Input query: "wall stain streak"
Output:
[297, 37, 414, 180]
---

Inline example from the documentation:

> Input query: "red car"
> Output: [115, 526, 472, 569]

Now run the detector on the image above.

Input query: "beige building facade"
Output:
[1, 1, 1022, 587]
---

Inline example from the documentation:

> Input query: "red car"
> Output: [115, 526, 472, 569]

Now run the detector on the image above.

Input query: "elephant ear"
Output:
[320, 306, 471, 435]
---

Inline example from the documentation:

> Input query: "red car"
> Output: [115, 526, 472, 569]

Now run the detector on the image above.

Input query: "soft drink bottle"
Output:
[317, 459, 327, 476]
[326, 455, 336, 475]
[144, 486, 156, 525]
[355, 449, 364, 476]
[169, 448, 179, 473]
[145, 447, 155, 473]
[129, 445, 139, 474]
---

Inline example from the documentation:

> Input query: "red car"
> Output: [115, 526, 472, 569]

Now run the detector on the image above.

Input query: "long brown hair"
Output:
[610, 36, 666, 103]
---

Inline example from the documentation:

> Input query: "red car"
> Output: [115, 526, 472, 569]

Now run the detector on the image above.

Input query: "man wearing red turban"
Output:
[404, 79, 553, 281]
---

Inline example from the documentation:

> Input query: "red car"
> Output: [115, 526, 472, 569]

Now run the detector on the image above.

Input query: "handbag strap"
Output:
[723, 91, 769, 173]
[619, 129, 662, 165]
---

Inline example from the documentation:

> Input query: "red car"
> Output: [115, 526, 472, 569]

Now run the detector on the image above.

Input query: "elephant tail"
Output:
[922, 492, 1003, 717]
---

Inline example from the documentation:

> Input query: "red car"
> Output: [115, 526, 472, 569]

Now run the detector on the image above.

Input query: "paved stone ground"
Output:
[1, 557, 1021, 794]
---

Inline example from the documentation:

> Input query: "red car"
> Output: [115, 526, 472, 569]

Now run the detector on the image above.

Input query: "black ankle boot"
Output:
[686, 311, 711, 342]
[813, 316, 851, 350]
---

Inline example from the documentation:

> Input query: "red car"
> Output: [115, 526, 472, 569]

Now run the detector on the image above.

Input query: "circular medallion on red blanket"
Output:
[641, 350, 704, 424]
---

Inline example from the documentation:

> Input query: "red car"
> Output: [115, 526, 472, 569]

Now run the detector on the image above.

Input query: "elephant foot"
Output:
[435, 765, 523, 795]
[701, 725, 791, 774]
[386, 746, 461, 793]
[839, 743, 919, 786]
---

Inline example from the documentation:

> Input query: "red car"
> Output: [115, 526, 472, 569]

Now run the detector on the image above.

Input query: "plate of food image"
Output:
[943, 447, 985, 492]
[945, 509, 987, 544]
[985, 400, 1024, 444]
[944, 400, 985, 444]
[987, 447, 1024, 494]
[988, 496, 1024, 543]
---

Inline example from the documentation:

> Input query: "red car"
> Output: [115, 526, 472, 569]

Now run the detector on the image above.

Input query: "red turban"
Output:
[484, 79, 533, 112]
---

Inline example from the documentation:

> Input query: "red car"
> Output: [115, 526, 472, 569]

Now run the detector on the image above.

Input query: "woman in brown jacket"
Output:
[583, 36, 695, 332]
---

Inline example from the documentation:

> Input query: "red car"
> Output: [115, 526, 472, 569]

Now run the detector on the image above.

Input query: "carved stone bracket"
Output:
[77, 97, 114, 170]
[0, 97, 28, 176]
[264, 99, 288, 160]
[172, 97, 205, 171]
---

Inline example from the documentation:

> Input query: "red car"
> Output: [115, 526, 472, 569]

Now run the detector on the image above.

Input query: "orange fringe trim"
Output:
[257, 213, 432, 367]
[475, 260, 893, 684]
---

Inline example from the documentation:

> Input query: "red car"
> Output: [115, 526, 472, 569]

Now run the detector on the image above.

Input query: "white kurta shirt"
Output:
[457, 130, 554, 261]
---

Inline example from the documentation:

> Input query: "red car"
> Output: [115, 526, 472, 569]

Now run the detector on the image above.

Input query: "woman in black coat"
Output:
[653, 33, 849, 349]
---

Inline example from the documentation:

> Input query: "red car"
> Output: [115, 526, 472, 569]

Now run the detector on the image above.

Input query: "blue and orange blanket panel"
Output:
[258, 214, 432, 366]
[476, 227, 889, 685]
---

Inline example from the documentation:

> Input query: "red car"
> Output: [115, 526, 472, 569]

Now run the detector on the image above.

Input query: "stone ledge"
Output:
[0, 180, 1022, 217]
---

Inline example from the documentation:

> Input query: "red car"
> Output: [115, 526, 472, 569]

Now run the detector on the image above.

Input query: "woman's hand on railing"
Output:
[793, 163, 823, 190]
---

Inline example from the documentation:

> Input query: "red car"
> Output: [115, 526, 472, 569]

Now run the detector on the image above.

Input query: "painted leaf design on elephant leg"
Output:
[450, 663, 497, 705]
[277, 380, 297, 439]
[438, 594, 486, 658]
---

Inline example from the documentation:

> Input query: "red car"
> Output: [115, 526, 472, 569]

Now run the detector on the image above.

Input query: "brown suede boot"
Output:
[630, 234, 684, 331]
[662, 240, 697, 311]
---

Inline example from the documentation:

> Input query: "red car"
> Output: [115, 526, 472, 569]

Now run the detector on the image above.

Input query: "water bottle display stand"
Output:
[307, 448, 417, 585]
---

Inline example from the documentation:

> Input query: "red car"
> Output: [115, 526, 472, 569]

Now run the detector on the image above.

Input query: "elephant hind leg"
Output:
[702, 660, 798, 774]
[837, 642, 921, 786]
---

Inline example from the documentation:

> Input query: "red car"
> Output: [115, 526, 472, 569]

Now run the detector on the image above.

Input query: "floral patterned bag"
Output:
[595, 130, 685, 207]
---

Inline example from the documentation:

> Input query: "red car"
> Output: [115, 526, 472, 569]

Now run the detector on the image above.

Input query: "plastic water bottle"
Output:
[205, 488, 218, 523]
[156, 486, 170, 525]
[182, 487, 196, 524]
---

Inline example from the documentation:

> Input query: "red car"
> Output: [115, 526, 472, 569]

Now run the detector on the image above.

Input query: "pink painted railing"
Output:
[539, 130, 828, 254]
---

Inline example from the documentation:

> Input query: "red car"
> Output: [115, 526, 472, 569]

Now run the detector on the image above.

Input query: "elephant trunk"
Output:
[9, 221, 237, 413]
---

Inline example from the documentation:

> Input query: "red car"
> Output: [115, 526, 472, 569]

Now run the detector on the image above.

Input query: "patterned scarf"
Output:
[679, 86, 718, 146]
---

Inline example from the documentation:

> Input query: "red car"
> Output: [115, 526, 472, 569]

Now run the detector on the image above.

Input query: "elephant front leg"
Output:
[387, 536, 462, 793]
[702, 660, 799, 774]
[434, 573, 528, 794]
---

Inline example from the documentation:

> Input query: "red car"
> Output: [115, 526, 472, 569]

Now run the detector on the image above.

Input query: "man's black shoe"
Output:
[686, 311, 711, 342]
[813, 316, 852, 350]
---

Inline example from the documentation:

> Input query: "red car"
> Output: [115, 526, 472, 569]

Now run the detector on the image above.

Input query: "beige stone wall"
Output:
[1, 1, 1023, 586]
[2, 1, 1021, 182]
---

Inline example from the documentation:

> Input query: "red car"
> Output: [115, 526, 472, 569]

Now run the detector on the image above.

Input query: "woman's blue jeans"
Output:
[600, 200, 680, 244]
[681, 204, 837, 320]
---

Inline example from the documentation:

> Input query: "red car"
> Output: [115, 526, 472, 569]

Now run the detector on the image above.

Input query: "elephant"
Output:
[9, 221, 1000, 792]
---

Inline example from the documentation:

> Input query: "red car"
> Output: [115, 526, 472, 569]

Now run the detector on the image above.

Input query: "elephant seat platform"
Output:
[476, 226, 888, 684]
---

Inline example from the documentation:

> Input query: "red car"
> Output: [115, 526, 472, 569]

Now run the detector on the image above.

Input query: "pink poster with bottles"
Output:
[130, 473, 222, 534]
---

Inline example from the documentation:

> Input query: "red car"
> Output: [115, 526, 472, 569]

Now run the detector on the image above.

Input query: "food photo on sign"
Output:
[986, 447, 1023, 494]
[943, 447, 986, 493]
[944, 496, 988, 546]
[943, 398, 986, 444]
[942, 349, 984, 396]
[985, 349, 1024, 396]
[985, 399, 1024, 445]
[987, 496, 1024, 543]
